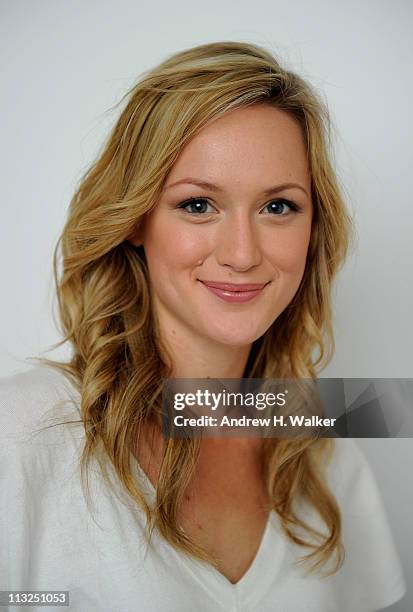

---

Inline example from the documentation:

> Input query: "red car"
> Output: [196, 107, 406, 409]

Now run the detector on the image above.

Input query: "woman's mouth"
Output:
[198, 280, 270, 303]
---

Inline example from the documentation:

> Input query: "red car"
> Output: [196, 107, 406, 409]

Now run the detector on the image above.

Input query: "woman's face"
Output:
[131, 104, 313, 348]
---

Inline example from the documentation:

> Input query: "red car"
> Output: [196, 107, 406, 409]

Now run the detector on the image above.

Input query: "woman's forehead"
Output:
[164, 105, 310, 196]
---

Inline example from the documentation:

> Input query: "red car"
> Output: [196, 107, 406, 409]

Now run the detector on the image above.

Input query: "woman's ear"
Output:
[126, 226, 143, 247]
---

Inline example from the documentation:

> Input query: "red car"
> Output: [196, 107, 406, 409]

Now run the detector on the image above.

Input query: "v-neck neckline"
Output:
[131, 455, 287, 608]
[177, 510, 285, 603]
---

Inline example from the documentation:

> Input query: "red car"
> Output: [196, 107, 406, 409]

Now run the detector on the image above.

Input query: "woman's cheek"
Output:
[172, 225, 213, 263]
[264, 229, 311, 275]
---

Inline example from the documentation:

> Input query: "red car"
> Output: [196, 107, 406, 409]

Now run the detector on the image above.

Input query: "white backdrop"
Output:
[1, 1, 412, 609]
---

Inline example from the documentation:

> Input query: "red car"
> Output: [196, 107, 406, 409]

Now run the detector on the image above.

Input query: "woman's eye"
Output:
[262, 199, 300, 215]
[177, 197, 215, 214]
[176, 197, 300, 216]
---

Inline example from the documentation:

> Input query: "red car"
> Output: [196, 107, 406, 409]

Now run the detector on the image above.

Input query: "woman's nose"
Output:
[214, 212, 262, 272]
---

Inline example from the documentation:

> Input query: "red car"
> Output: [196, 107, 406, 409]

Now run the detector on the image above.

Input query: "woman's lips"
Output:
[199, 280, 270, 303]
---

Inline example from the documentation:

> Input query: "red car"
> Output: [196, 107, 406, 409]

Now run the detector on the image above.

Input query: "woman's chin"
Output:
[205, 328, 264, 349]
[198, 310, 275, 349]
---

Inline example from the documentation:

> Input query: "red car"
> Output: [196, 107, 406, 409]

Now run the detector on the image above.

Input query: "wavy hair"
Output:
[37, 41, 353, 577]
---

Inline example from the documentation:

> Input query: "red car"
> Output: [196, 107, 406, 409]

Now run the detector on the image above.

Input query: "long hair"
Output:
[36, 41, 352, 576]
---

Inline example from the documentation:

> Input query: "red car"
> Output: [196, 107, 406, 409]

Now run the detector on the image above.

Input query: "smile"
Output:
[199, 280, 270, 303]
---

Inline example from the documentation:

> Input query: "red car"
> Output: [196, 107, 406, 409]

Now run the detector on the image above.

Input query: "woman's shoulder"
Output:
[326, 441, 407, 608]
[0, 364, 81, 445]
[327, 437, 384, 515]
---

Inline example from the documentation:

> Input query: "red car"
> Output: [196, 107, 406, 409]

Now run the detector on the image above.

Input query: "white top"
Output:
[0, 366, 407, 612]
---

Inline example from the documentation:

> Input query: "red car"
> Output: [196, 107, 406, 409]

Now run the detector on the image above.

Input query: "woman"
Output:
[0, 41, 406, 611]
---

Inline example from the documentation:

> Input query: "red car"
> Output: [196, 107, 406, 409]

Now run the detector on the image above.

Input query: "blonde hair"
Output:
[37, 41, 352, 577]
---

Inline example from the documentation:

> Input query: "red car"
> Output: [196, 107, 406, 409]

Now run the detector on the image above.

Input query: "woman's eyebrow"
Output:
[164, 177, 309, 197]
